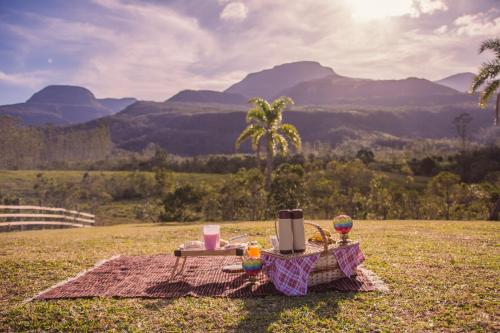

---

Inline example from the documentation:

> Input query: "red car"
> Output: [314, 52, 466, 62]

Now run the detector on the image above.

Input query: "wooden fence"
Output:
[0, 205, 95, 230]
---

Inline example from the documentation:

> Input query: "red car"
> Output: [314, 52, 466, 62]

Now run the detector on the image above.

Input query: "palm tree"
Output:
[235, 96, 301, 190]
[470, 38, 500, 126]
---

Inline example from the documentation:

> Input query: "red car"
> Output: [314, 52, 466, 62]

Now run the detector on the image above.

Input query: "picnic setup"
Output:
[32, 210, 387, 301]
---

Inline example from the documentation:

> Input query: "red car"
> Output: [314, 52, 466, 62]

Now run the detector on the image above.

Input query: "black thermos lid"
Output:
[278, 210, 292, 219]
[291, 209, 303, 219]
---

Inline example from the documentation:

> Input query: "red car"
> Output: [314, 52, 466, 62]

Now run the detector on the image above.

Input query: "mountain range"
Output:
[0, 85, 136, 125]
[0, 61, 490, 156]
[0, 62, 479, 126]
[163, 62, 476, 108]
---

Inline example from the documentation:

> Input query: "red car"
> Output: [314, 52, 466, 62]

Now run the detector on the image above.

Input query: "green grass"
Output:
[1, 220, 498, 332]
[0, 170, 225, 197]
[0, 170, 226, 225]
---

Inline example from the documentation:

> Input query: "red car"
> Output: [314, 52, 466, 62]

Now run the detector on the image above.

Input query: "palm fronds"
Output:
[273, 133, 289, 156]
[480, 79, 499, 108]
[470, 60, 500, 94]
[250, 127, 265, 150]
[280, 123, 301, 150]
[248, 98, 271, 116]
[236, 96, 302, 188]
[246, 107, 266, 124]
[235, 124, 261, 149]
[479, 38, 500, 58]
[471, 38, 500, 125]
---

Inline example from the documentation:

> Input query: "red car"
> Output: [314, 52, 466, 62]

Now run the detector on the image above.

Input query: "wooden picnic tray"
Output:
[171, 247, 245, 280]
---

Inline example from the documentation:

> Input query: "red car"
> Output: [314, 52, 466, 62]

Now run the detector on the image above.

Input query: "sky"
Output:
[0, 0, 499, 104]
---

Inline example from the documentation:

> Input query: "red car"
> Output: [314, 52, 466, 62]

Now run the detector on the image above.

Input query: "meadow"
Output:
[0, 170, 225, 225]
[0, 170, 225, 196]
[0, 220, 498, 332]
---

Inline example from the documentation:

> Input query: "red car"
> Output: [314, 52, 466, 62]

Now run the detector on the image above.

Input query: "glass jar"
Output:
[246, 241, 261, 258]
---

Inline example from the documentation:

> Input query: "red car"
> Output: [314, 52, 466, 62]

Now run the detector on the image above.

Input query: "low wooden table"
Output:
[170, 247, 245, 280]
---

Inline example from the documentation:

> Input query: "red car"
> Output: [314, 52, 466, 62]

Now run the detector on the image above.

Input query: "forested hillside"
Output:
[0, 116, 112, 169]
[74, 102, 493, 155]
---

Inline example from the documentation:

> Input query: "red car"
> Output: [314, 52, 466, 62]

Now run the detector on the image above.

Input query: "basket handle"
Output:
[304, 221, 329, 254]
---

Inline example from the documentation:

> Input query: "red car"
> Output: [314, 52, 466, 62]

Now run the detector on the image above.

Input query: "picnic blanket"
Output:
[32, 255, 388, 300]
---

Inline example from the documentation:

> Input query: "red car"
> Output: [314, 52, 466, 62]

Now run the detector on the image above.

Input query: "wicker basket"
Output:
[265, 221, 357, 286]
[305, 222, 348, 286]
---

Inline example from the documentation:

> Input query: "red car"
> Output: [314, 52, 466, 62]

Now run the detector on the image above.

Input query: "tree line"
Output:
[4, 160, 497, 222]
[158, 161, 499, 221]
[0, 116, 112, 169]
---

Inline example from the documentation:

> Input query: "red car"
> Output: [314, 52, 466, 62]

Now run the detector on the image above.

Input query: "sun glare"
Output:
[348, 0, 414, 21]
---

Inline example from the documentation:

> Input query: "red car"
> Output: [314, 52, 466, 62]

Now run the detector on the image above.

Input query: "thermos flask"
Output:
[291, 209, 306, 253]
[277, 209, 293, 254]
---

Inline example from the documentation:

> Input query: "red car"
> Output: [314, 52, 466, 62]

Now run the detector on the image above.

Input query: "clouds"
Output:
[415, 0, 449, 16]
[220, 2, 248, 22]
[74, 0, 218, 99]
[0, 0, 498, 104]
[347, 0, 448, 21]
[454, 10, 500, 36]
[0, 70, 46, 87]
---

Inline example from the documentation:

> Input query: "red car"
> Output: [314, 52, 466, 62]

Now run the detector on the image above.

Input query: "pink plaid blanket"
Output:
[261, 253, 320, 296]
[261, 243, 365, 296]
[333, 243, 365, 277]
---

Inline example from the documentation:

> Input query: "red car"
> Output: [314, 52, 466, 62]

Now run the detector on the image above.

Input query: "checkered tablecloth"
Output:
[333, 243, 365, 277]
[261, 252, 320, 296]
[261, 243, 365, 296]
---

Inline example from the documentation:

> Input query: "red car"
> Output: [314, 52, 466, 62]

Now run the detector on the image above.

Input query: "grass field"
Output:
[0, 220, 498, 332]
[0, 170, 226, 225]
[0, 170, 225, 196]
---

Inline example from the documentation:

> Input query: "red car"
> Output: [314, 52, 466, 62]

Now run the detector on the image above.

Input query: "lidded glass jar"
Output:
[246, 241, 261, 258]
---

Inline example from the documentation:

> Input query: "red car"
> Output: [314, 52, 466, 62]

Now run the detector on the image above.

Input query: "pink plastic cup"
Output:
[203, 225, 220, 250]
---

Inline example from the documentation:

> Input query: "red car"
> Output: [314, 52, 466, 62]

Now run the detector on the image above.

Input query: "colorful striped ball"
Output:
[333, 214, 353, 234]
[242, 258, 263, 276]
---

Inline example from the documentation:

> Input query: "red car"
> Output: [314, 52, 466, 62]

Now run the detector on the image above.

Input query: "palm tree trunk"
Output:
[265, 137, 273, 191]
[256, 141, 262, 171]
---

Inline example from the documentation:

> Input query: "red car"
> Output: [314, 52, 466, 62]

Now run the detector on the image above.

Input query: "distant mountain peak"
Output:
[26, 85, 98, 106]
[438, 72, 475, 80]
[434, 72, 476, 93]
[224, 61, 336, 100]
[167, 89, 247, 105]
[1, 85, 136, 125]
[262, 60, 336, 74]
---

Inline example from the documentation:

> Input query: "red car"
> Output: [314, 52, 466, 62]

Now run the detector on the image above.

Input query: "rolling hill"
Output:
[98, 97, 138, 113]
[434, 72, 476, 93]
[279, 75, 474, 106]
[0, 85, 136, 125]
[78, 101, 492, 155]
